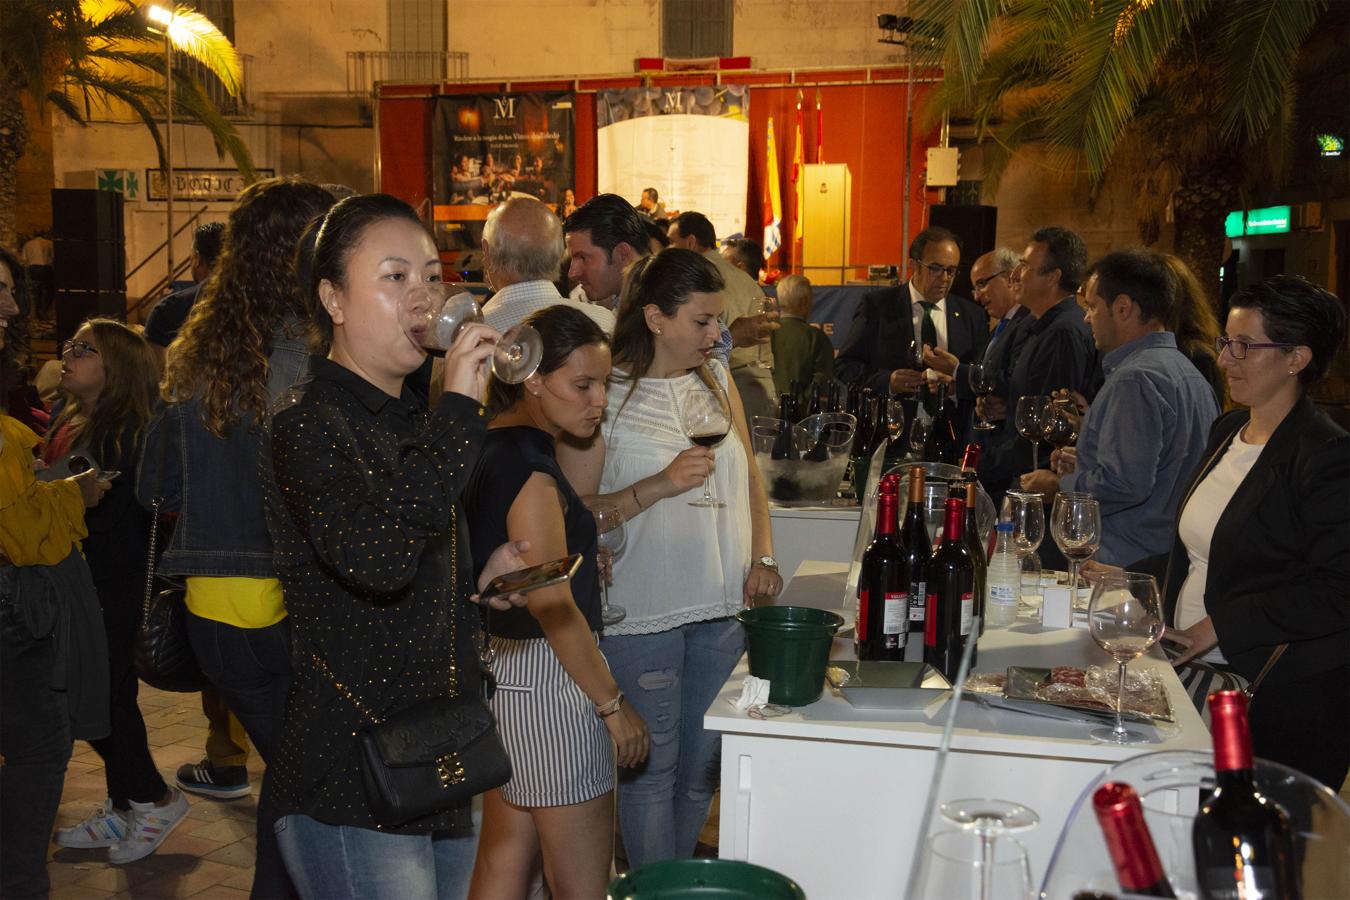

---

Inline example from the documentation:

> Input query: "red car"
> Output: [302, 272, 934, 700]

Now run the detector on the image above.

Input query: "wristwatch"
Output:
[754, 555, 779, 572]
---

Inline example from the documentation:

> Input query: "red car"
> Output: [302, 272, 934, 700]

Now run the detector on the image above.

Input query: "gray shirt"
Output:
[1061, 331, 1219, 566]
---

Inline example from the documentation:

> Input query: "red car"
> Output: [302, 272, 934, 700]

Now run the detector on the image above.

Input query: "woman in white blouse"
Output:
[563, 247, 781, 865]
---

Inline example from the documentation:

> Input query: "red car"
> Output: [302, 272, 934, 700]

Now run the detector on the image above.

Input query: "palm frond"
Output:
[172, 75, 254, 178]
[912, 0, 1008, 100]
[152, 5, 241, 96]
[1216, 0, 1324, 144]
[44, 88, 86, 124]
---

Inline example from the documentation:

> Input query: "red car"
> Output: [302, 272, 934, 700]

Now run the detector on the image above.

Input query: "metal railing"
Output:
[180, 53, 254, 118]
[346, 51, 469, 94]
[126, 205, 212, 323]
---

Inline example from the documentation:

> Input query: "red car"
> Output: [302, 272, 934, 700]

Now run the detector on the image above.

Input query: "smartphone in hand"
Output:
[478, 554, 582, 601]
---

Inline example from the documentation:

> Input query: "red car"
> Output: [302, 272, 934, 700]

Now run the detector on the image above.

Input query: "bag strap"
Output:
[1243, 643, 1289, 699]
[140, 416, 173, 629]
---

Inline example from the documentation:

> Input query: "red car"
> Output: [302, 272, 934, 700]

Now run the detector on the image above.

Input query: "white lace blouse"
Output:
[600, 360, 752, 636]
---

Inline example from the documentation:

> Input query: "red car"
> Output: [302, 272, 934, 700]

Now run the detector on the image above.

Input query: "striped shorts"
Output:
[488, 634, 615, 808]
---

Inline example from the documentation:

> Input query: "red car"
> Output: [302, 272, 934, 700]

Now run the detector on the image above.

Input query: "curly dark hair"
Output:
[163, 177, 334, 436]
[0, 246, 30, 398]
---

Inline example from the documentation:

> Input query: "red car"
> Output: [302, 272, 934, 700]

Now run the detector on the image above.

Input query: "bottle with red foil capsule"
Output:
[923, 493, 974, 683]
[856, 473, 907, 660]
[1092, 782, 1178, 898]
[900, 465, 931, 633]
[1192, 691, 1300, 900]
[960, 443, 981, 472]
[961, 477, 987, 652]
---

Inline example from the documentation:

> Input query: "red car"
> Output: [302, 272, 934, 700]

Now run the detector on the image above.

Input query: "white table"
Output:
[768, 505, 860, 584]
[706, 561, 1209, 900]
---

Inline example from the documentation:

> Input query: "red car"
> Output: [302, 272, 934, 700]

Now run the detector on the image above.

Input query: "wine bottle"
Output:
[901, 465, 931, 634]
[867, 396, 888, 457]
[856, 474, 907, 661]
[923, 383, 960, 465]
[1192, 691, 1301, 900]
[850, 388, 874, 460]
[1092, 782, 1179, 899]
[771, 392, 797, 461]
[924, 493, 974, 683]
[961, 443, 981, 472]
[961, 477, 987, 656]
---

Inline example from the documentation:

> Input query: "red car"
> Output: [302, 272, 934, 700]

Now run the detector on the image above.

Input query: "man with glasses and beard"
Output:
[836, 226, 988, 426]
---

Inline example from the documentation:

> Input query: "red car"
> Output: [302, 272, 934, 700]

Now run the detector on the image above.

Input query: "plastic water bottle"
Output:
[986, 522, 1021, 628]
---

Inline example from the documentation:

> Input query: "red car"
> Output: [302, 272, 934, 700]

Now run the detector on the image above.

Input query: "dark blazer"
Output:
[966, 305, 1032, 400]
[1139, 396, 1348, 686]
[835, 284, 989, 398]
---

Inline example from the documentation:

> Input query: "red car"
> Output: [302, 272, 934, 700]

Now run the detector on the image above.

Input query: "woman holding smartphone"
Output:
[463, 305, 648, 898]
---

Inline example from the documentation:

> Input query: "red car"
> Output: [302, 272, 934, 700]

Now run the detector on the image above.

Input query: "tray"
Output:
[995, 666, 1174, 725]
[825, 660, 952, 710]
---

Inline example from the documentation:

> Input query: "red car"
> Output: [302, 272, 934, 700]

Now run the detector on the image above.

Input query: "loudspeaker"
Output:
[54, 240, 125, 292]
[929, 205, 998, 300]
[51, 188, 125, 243]
[55, 290, 126, 346]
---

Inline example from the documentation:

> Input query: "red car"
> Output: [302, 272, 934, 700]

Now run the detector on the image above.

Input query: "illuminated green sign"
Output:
[1224, 206, 1291, 238]
[1317, 134, 1344, 157]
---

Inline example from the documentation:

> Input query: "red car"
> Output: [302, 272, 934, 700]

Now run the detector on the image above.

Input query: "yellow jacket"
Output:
[0, 416, 87, 566]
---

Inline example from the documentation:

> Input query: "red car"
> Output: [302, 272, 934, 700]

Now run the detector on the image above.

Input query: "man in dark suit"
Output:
[977, 226, 1097, 502]
[835, 226, 989, 426]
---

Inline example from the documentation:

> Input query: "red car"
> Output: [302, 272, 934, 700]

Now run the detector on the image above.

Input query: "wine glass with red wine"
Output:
[969, 363, 998, 431]
[1041, 398, 1079, 452]
[1014, 395, 1051, 471]
[681, 382, 732, 508]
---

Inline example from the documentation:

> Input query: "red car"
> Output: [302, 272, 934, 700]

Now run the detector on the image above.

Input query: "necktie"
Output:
[918, 302, 939, 414]
[984, 315, 1009, 360]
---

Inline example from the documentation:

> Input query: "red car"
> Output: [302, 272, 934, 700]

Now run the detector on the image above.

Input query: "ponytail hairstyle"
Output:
[163, 177, 335, 435]
[51, 318, 159, 464]
[485, 305, 608, 417]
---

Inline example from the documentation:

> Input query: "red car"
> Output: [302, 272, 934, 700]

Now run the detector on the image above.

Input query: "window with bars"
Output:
[662, 0, 733, 59]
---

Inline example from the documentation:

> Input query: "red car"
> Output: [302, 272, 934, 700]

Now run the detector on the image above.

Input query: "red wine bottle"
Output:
[1193, 691, 1301, 900]
[923, 494, 974, 683]
[960, 443, 981, 472]
[923, 382, 960, 465]
[1092, 782, 1178, 899]
[901, 466, 931, 634]
[961, 477, 986, 656]
[856, 474, 907, 660]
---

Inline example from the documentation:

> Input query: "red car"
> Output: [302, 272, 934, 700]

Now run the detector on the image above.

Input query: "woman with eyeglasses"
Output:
[1091, 275, 1348, 789]
[43, 320, 184, 865]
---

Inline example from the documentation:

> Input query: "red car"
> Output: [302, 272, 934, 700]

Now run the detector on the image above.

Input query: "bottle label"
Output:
[909, 581, 926, 621]
[882, 592, 906, 634]
[989, 583, 1018, 609]
[1200, 867, 1278, 900]
[924, 593, 938, 647]
[960, 592, 973, 636]
[857, 589, 869, 638]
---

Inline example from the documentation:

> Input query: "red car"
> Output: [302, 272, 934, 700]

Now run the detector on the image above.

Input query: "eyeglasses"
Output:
[917, 262, 961, 279]
[973, 270, 1010, 291]
[60, 339, 99, 359]
[1215, 336, 1295, 360]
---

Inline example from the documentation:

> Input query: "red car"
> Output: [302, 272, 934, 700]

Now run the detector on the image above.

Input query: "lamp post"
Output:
[148, 5, 175, 287]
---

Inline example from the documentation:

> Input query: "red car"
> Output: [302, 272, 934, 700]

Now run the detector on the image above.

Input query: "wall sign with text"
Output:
[145, 168, 274, 202]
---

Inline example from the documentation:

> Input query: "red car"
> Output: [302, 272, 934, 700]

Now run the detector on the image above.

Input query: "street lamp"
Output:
[148, 5, 176, 288]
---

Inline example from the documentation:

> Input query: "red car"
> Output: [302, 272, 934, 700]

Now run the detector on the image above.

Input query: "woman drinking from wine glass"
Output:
[560, 247, 780, 865]
[463, 305, 648, 898]
[260, 194, 534, 898]
[1091, 276, 1348, 789]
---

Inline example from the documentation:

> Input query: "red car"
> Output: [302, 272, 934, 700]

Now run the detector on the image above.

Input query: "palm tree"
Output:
[912, 0, 1330, 306]
[0, 0, 254, 247]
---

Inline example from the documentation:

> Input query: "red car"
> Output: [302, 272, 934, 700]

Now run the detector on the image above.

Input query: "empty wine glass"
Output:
[1013, 395, 1051, 471]
[401, 283, 543, 383]
[969, 363, 998, 431]
[1051, 493, 1101, 611]
[1087, 572, 1164, 744]
[586, 501, 627, 626]
[908, 416, 932, 458]
[918, 829, 1035, 900]
[753, 294, 777, 369]
[1001, 491, 1045, 620]
[681, 383, 731, 508]
[886, 398, 907, 443]
[1041, 398, 1079, 453]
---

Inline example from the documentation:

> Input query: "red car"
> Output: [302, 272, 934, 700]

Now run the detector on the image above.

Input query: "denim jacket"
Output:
[136, 327, 310, 580]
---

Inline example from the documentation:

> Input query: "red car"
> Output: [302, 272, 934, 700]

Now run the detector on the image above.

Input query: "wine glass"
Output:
[586, 502, 627, 626]
[401, 283, 543, 383]
[681, 383, 731, 508]
[1013, 395, 1051, 471]
[753, 294, 777, 369]
[908, 417, 932, 458]
[969, 363, 998, 431]
[1001, 491, 1045, 620]
[918, 829, 1035, 900]
[1087, 572, 1164, 744]
[886, 398, 907, 444]
[1041, 398, 1079, 454]
[1051, 493, 1101, 611]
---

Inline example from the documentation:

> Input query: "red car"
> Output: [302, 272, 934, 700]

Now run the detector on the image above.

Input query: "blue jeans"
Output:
[600, 617, 745, 865]
[275, 814, 479, 900]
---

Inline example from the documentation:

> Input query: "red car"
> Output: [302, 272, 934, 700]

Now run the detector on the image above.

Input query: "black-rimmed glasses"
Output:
[60, 339, 99, 359]
[917, 262, 961, 279]
[973, 270, 1010, 291]
[1215, 336, 1295, 359]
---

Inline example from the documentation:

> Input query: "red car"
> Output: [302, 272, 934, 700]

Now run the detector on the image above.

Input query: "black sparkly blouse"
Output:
[261, 356, 486, 834]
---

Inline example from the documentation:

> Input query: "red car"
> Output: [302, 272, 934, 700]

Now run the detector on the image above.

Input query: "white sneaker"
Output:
[108, 788, 189, 864]
[55, 799, 129, 848]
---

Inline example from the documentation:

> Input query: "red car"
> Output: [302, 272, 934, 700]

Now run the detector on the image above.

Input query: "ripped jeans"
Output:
[599, 617, 745, 866]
